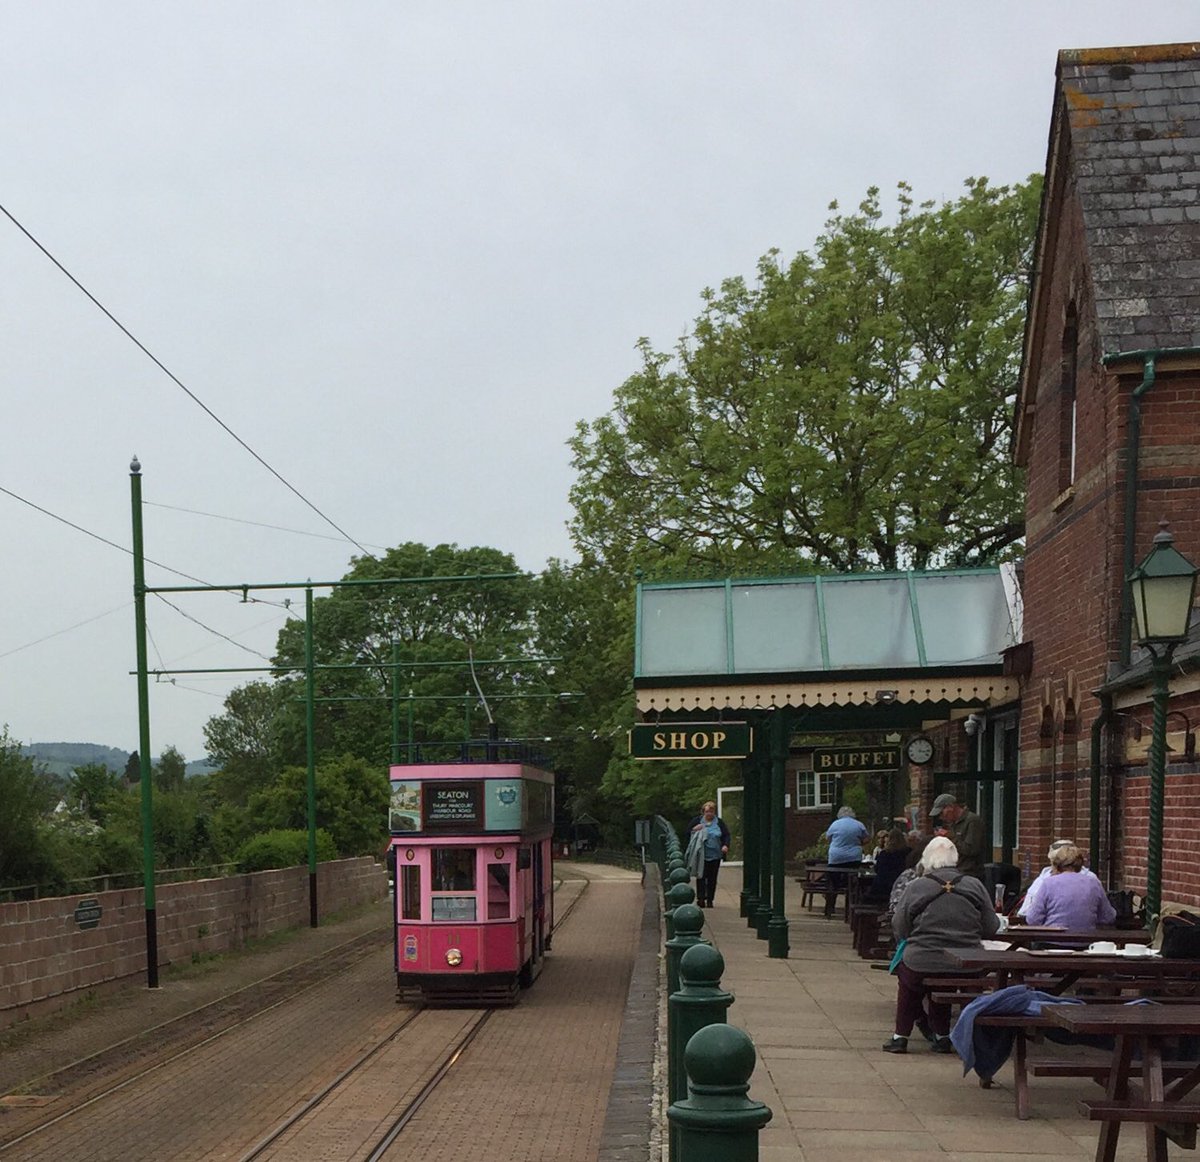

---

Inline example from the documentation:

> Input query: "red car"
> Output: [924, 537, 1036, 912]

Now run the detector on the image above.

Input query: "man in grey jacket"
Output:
[930, 793, 986, 881]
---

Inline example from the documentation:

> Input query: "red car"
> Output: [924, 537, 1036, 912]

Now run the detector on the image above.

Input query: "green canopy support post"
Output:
[753, 738, 772, 939]
[739, 753, 757, 921]
[129, 457, 158, 989]
[305, 585, 318, 927]
[767, 709, 790, 958]
[407, 687, 416, 762]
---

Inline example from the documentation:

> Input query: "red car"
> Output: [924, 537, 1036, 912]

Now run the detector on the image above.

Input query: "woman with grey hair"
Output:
[883, 836, 1000, 1054]
[822, 805, 868, 919]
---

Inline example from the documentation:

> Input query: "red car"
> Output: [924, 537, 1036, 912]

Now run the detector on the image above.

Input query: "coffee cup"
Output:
[1088, 940, 1117, 953]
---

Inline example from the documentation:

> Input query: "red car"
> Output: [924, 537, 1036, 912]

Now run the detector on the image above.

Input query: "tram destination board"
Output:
[423, 780, 484, 830]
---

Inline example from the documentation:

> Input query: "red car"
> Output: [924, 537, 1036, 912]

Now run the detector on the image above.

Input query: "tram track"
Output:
[240, 872, 589, 1162]
[0, 873, 592, 1160]
[0, 924, 392, 1154]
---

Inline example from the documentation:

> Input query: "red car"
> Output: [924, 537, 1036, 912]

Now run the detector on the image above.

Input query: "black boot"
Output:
[882, 1035, 908, 1054]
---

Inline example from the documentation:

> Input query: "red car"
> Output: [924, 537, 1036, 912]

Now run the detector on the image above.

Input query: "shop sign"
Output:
[629, 722, 752, 760]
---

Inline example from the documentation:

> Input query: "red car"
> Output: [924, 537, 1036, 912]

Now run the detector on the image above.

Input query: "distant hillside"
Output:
[22, 743, 215, 779]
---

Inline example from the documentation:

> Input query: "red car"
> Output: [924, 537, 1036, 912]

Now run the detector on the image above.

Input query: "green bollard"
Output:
[666, 865, 690, 902]
[669, 1024, 772, 1162]
[668, 943, 732, 1112]
[664, 882, 694, 941]
[665, 903, 709, 998]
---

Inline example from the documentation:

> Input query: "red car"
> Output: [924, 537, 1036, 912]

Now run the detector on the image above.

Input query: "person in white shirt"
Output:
[1018, 839, 1100, 920]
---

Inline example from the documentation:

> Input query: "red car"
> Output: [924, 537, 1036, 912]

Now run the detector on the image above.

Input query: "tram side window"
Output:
[487, 864, 511, 920]
[401, 865, 421, 921]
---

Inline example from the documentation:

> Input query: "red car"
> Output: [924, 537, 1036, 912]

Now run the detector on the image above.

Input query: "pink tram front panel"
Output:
[387, 763, 554, 997]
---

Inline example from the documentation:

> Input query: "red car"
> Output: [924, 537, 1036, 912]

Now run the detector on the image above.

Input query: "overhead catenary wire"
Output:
[152, 594, 274, 661]
[0, 603, 130, 661]
[0, 199, 375, 561]
[0, 481, 292, 612]
[144, 501, 390, 552]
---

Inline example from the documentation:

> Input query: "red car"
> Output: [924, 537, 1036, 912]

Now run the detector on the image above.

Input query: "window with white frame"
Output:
[796, 770, 837, 809]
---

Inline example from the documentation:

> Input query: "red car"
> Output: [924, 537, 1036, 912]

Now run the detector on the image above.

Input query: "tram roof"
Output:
[634, 566, 1022, 715]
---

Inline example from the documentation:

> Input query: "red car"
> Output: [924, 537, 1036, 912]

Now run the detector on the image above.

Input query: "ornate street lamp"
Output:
[1127, 521, 1199, 920]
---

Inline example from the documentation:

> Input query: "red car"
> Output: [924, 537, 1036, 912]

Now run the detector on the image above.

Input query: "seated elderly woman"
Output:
[884, 836, 1000, 1054]
[1020, 843, 1115, 930]
[864, 828, 909, 905]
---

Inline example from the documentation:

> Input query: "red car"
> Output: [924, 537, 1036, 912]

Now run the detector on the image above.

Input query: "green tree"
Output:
[153, 745, 187, 794]
[68, 761, 124, 825]
[203, 681, 283, 804]
[0, 727, 67, 886]
[569, 178, 1040, 575]
[244, 754, 389, 856]
[123, 750, 141, 785]
[268, 542, 539, 764]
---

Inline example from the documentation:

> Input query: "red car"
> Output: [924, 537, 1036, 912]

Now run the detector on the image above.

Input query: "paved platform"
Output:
[694, 867, 1175, 1162]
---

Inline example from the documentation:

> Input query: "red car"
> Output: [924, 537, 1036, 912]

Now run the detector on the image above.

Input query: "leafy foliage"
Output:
[569, 179, 1040, 575]
[234, 828, 337, 873]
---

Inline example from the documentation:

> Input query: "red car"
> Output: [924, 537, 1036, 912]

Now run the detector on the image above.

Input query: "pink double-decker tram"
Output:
[387, 761, 554, 1004]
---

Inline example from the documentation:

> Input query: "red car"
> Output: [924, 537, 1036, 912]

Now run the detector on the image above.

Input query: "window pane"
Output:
[401, 865, 421, 921]
[431, 896, 477, 921]
[822, 578, 919, 668]
[797, 772, 815, 807]
[432, 848, 476, 892]
[914, 573, 1014, 664]
[731, 583, 821, 671]
[487, 863, 511, 920]
[638, 586, 727, 676]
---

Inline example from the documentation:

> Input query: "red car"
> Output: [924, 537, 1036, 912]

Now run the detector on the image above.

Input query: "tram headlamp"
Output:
[445, 947, 463, 967]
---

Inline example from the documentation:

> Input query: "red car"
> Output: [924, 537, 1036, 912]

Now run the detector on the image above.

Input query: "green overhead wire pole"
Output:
[305, 585, 317, 927]
[129, 457, 158, 988]
[390, 640, 401, 765]
[128, 464, 546, 954]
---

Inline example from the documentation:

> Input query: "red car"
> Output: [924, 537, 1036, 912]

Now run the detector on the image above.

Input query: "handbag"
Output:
[1159, 910, 1200, 959]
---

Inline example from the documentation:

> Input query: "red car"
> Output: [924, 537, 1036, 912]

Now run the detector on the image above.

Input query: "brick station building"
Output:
[1011, 42, 1200, 904]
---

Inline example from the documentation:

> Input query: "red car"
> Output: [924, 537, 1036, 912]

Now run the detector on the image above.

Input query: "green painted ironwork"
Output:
[129, 458, 158, 988]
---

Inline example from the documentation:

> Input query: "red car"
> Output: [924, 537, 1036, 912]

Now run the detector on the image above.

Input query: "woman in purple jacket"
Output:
[1022, 844, 1115, 930]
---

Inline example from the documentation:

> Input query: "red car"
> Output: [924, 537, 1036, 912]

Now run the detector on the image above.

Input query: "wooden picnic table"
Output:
[806, 862, 875, 921]
[998, 925, 1152, 949]
[1040, 1003, 1200, 1161]
[946, 948, 1196, 994]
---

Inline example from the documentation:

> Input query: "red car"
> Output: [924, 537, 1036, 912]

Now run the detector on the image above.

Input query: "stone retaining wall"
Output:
[0, 857, 386, 1028]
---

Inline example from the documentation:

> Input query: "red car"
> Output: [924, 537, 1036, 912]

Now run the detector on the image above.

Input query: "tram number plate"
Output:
[403, 934, 418, 963]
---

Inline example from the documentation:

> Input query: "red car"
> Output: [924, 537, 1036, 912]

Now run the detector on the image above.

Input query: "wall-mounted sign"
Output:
[424, 781, 484, 830]
[629, 723, 753, 760]
[73, 898, 102, 930]
[811, 746, 900, 772]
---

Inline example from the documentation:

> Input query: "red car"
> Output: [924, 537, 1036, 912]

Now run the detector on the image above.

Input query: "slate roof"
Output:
[1058, 44, 1200, 354]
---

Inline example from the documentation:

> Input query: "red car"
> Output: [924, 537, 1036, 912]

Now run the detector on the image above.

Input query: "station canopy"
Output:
[635, 567, 1021, 721]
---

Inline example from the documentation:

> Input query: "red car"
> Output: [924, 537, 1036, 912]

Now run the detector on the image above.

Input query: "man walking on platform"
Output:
[929, 793, 986, 881]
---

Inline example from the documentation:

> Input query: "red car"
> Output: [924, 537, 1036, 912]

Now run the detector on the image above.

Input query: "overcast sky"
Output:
[2, 3, 1195, 764]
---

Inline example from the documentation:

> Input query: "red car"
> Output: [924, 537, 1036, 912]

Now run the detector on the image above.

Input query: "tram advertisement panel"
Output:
[388, 773, 547, 834]
[389, 780, 423, 832]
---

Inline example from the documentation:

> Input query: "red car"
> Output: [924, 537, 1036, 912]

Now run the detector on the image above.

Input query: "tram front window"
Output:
[432, 848, 476, 891]
[430, 847, 477, 922]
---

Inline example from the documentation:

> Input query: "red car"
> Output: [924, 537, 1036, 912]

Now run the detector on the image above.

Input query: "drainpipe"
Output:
[1103, 346, 1200, 665]
[1116, 353, 1156, 666]
[1089, 694, 1113, 887]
